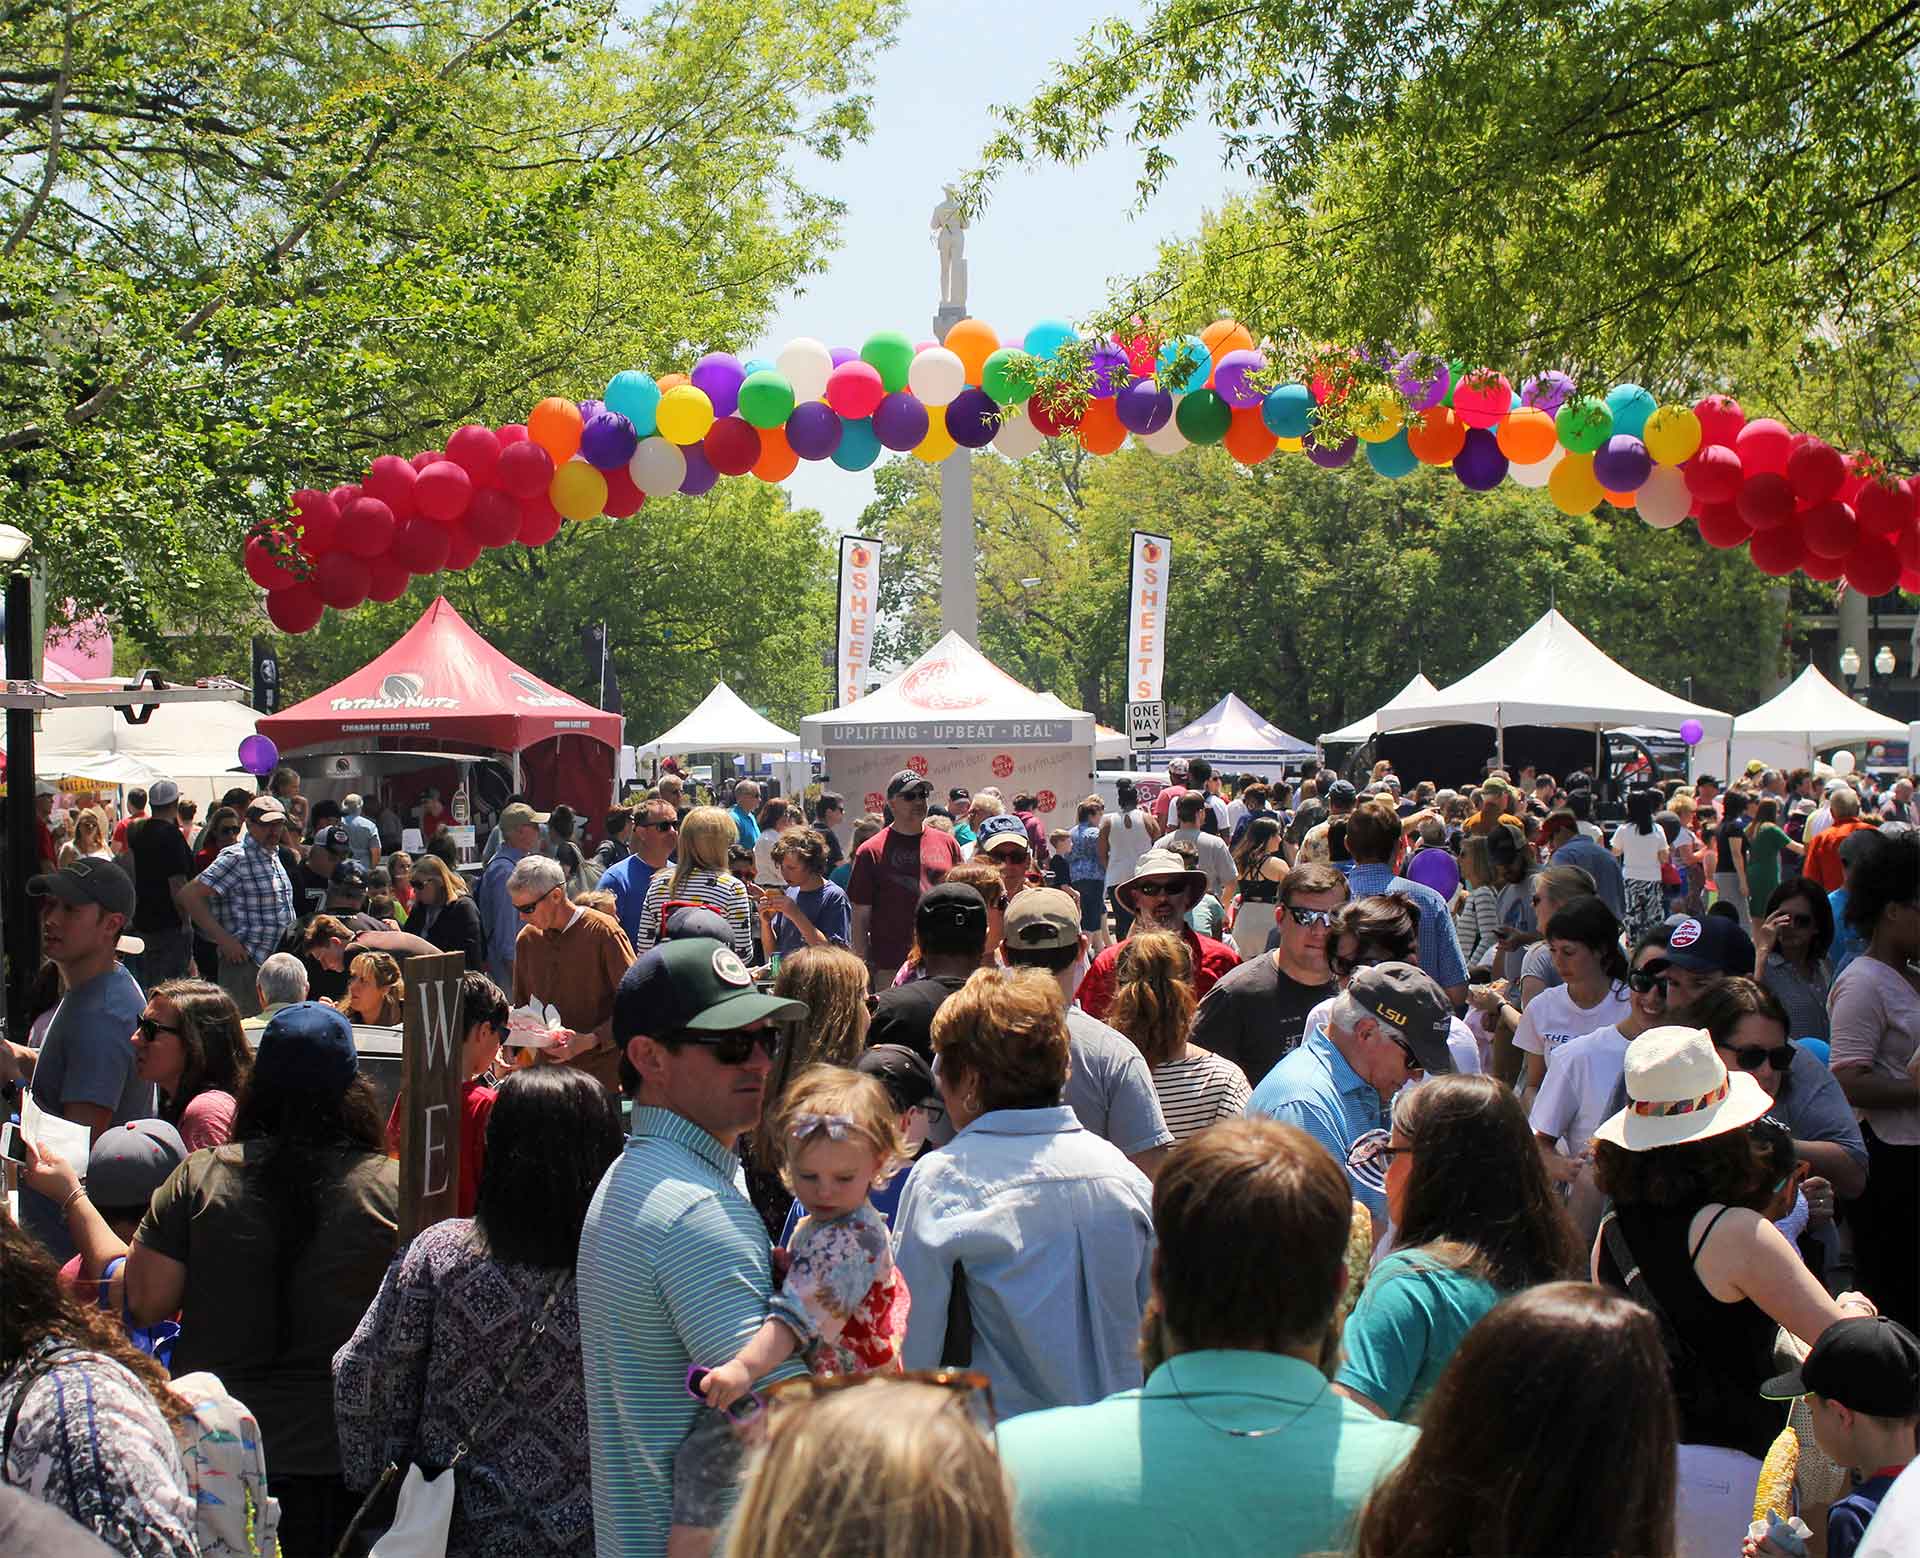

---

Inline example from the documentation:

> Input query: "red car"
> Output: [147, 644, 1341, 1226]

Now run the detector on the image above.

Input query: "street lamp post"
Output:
[1, 523, 38, 1032]
[1874, 645, 1896, 678]
[1840, 644, 1864, 705]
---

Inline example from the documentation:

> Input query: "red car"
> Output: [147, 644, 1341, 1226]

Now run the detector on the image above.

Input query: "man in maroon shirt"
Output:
[1076, 847, 1240, 1021]
[849, 770, 961, 988]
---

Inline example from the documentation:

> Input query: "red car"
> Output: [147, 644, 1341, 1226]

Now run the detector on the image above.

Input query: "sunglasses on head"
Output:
[671, 1027, 784, 1065]
[1724, 1040, 1795, 1073]
[1286, 905, 1335, 927]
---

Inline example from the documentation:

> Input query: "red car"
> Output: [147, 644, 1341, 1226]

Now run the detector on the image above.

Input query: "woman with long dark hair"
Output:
[1744, 796, 1803, 924]
[1225, 816, 1288, 957]
[1335, 1075, 1581, 1421]
[1612, 786, 1671, 942]
[137, 978, 251, 1150]
[406, 853, 484, 969]
[1512, 895, 1630, 1104]
[1351, 1283, 1678, 1557]
[1713, 789, 1753, 928]
[336, 1067, 624, 1555]
[1753, 876, 1836, 1042]
[124, 1002, 398, 1553]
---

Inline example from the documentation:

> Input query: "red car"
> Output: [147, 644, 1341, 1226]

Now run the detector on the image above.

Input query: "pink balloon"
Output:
[1734, 418, 1793, 477]
[825, 360, 886, 420]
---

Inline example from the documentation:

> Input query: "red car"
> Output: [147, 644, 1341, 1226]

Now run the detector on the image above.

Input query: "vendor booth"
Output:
[1731, 664, 1909, 776]
[1146, 693, 1315, 778]
[34, 689, 263, 805]
[257, 597, 622, 835]
[633, 682, 808, 798]
[1318, 673, 1442, 752]
[800, 633, 1096, 821]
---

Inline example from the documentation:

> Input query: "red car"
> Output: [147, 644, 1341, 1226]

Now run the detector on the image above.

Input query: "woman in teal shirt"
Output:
[1337, 1074, 1582, 1421]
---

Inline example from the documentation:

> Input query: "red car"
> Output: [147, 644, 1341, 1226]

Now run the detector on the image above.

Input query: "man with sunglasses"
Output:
[849, 770, 961, 989]
[1191, 864, 1349, 1091]
[1074, 849, 1241, 1023]
[505, 855, 633, 1090]
[601, 798, 680, 945]
[579, 938, 810, 1558]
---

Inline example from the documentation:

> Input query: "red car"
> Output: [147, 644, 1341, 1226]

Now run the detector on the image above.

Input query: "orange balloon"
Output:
[1201, 319, 1255, 366]
[943, 317, 1000, 386]
[656, 372, 690, 393]
[1495, 405, 1558, 465]
[527, 397, 583, 464]
[1406, 406, 1467, 465]
[752, 425, 798, 482]
[1223, 406, 1277, 465]
[1078, 398, 1126, 455]
[1602, 487, 1638, 510]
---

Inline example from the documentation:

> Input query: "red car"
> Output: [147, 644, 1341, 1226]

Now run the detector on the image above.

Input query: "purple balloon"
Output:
[1522, 371, 1576, 415]
[1306, 433, 1358, 469]
[1088, 342, 1129, 399]
[238, 733, 278, 777]
[786, 401, 843, 461]
[579, 411, 638, 471]
[1213, 349, 1267, 409]
[871, 391, 930, 452]
[1679, 718, 1704, 745]
[677, 443, 718, 496]
[829, 346, 860, 368]
[945, 387, 1000, 449]
[1593, 434, 1652, 492]
[1453, 427, 1509, 491]
[577, 399, 603, 422]
[689, 353, 744, 419]
[1394, 354, 1449, 412]
[1114, 377, 1173, 435]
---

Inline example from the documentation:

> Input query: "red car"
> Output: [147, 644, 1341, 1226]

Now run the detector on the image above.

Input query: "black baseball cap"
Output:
[1649, 915, 1755, 976]
[329, 859, 369, 890]
[948, 786, 972, 804]
[887, 770, 932, 799]
[857, 1044, 937, 1112]
[614, 938, 805, 1043]
[29, 857, 135, 922]
[917, 882, 987, 939]
[313, 823, 353, 854]
[1761, 1316, 1920, 1416]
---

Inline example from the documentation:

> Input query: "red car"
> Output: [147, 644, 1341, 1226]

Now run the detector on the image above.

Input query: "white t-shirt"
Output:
[1614, 823, 1667, 883]
[1514, 981, 1633, 1063]
[1529, 1022, 1631, 1154]
[1576, 820, 1604, 842]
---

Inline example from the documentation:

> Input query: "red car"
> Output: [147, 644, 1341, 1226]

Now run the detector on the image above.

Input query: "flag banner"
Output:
[1128, 532, 1171, 705]
[837, 535, 882, 706]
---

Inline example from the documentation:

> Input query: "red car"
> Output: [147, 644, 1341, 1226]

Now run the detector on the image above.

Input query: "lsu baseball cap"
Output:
[614, 937, 806, 1043]
[1002, 888, 1081, 951]
[1346, 962, 1455, 1074]
[1650, 915, 1755, 976]
[498, 801, 550, 833]
[85, 1119, 188, 1212]
[1761, 1316, 1920, 1417]
[975, 813, 1030, 855]
[244, 794, 287, 824]
[886, 770, 932, 799]
[29, 857, 136, 923]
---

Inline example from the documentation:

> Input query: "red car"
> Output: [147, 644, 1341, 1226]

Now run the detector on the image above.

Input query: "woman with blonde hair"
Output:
[721, 1378, 1020, 1558]
[405, 851, 484, 968]
[58, 807, 113, 867]
[336, 950, 404, 1025]
[634, 805, 752, 959]
[1106, 931, 1249, 1141]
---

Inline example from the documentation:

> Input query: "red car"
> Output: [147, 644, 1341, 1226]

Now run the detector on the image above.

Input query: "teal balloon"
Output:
[830, 417, 881, 471]
[981, 348, 1037, 406]
[861, 331, 915, 394]
[740, 357, 776, 378]
[604, 371, 660, 437]
[1365, 428, 1418, 479]
[737, 370, 796, 430]
[1156, 334, 1210, 394]
[1261, 383, 1314, 439]
[1604, 382, 1657, 440]
[1174, 388, 1232, 445]
[1023, 319, 1078, 360]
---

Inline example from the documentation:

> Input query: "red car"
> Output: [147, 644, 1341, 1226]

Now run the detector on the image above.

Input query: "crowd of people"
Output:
[0, 752, 1915, 1558]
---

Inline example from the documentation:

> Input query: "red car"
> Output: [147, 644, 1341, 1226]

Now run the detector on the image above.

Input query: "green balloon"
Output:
[861, 330, 915, 394]
[1175, 388, 1232, 445]
[1441, 359, 1466, 407]
[981, 348, 1038, 407]
[737, 370, 796, 430]
[1555, 395, 1613, 454]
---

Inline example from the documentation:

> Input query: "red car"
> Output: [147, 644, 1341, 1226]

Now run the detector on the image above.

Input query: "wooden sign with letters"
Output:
[399, 950, 467, 1241]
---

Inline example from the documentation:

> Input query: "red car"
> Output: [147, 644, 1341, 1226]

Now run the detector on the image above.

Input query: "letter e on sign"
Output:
[401, 949, 468, 1240]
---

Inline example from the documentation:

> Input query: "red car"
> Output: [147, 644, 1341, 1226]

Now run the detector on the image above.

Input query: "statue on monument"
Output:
[932, 185, 967, 310]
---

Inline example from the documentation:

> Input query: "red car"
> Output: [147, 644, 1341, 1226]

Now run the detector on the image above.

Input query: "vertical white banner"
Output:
[1128, 531, 1171, 705]
[837, 535, 882, 706]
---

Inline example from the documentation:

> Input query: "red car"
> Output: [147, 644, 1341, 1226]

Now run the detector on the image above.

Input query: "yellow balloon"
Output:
[1642, 404, 1702, 466]
[913, 418, 957, 463]
[1353, 393, 1404, 443]
[549, 461, 608, 521]
[1276, 435, 1304, 452]
[655, 384, 715, 446]
[1549, 452, 1603, 515]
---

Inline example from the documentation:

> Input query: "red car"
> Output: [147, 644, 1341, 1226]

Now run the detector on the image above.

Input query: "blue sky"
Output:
[753, 1, 1245, 532]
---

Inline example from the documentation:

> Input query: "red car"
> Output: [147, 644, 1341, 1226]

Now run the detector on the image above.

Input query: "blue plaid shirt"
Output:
[1343, 863, 1470, 990]
[196, 833, 294, 963]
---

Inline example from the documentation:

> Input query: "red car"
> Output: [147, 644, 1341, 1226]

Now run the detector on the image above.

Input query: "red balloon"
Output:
[601, 466, 645, 519]
[312, 549, 370, 610]
[496, 423, 529, 447]
[1902, 566, 1920, 593]
[409, 449, 444, 473]
[464, 488, 521, 547]
[1734, 418, 1793, 477]
[703, 416, 761, 477]
[338, 496, 397, 558]
[266, 583, 325, 634]
[366, 555, 410, 602]
[1029, 398, 1083, 437]
[1786, 439, 1845, 503]
[391, 515, 452, 574]
[517, 494, 562, 547]
[824, 360, 886, 420]
[1736, 471, 1795, 531]
[1856, 477, 1915, 538]
[1898, 520, 1920, 572]
[497, 440, 556, 499]
[326, 483, 361, 514]
[1695, 501, 1753, 549]
[1683, 445, 1744, 505]
[1802, 499, 1859, 559]
[445, 424, 502, 485]
[1693, 394, 1745, 448]
[413, 460, 473, 523]
[443, 524, 483, 572]
[1845, 534, 1902, 596]
[363, 454, 419, 520]
[289, 488, 338, 555]
[1749, 526, 1804, 577]
[244, 530, 304, 591]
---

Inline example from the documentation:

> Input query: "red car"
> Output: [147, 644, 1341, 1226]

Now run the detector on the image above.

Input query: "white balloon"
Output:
[776, 337, 833, 403]
[1833, 749, 1857, 776]
[1637, 464, 1690, 529]
[1136, 414, 1189, 455]
[629, 436, 686, 495]
[992, 412, 1046, 458]
[907, 346, 966, 406]
[1508, 444, 1566, 488]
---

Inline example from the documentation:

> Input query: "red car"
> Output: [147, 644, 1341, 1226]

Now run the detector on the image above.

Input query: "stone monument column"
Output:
[932, 188, 978, 645]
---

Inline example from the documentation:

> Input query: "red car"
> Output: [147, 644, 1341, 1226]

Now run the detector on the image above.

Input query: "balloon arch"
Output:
[250, 317, 1920, 633]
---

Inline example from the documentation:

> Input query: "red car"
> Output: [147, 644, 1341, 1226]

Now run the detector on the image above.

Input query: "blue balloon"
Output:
[1023, 319, 1078, 361]
[604, 371, 660, 437]
[830, 417, 881, 472]
[1156, 334, 1210, 394]
[1604, 382, 1657, 440]
[1261, 383, 1314, 439]
[740, 357, 776, 379]
[1365, 429, 1418, 479]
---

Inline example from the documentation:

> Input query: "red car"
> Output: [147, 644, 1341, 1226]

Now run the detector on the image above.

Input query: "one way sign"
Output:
[1127, 700, 1165, 750]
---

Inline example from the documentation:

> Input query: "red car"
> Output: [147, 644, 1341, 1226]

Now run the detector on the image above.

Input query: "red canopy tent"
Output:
[259, 597, 621, 816]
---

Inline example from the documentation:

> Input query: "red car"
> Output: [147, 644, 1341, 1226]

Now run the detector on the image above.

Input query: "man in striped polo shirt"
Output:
[578, 936, 811, 1557]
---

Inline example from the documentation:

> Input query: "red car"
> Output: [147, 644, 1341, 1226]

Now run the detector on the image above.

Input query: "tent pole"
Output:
[1494, 704, 1504, 773]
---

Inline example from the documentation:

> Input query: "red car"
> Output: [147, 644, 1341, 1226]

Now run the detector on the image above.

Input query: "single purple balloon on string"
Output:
[238, 733, 279, 776]
[1522, 371, 1576, 415]
[1593, 434, 1653, 492]
[677, 444, 718, 496]
[1679, 718, 1704, 745]
[690, 353, 745, 419]
[1088, 342, 1129, 399]
[785, 401, 843, 461]
[1306, 433, 1358, 469]
[1115, 378, 1173, 435]
[946, 387, 1000, 449]
[1394, 354, 1449, 412]
[579, 412, 638, 471]
[1213, 349, 1267, 409]
[872, 391, 930, 452]
[1453, 427, 1509, 491]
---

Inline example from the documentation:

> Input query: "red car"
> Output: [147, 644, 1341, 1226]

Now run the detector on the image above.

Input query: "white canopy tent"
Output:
[632, 682, 801, 758]
[1731, 664, 1909, 775]
[1319, 672, 1442, 747]
[1145, 693, 1315, 778]
[35, 695, 264, 804]
[1035, 692, 1129, 760]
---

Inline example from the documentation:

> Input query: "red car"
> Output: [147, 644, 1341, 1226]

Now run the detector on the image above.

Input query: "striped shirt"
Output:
[1151, 1049, 1252, 1140]
[632, 868, 753, 961]
[578, 1107, 808, 1557]
[194, 833, 295, 963]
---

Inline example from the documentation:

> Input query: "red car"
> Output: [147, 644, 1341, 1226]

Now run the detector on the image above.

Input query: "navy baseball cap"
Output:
[614, 939, 805, 1044]
[330, 859, 369, 890]
[313, 823, 353, 854]
[663, 905, 737, 945]
[1650, 915, 1754, 976]
[254, 1002, 359, 1096]
[29, 857, 136, 921]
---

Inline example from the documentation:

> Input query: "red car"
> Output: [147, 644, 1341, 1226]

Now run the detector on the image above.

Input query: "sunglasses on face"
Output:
[512, 888, 555, 917]
[988, 848, 1029, 864]
[1627, 970, 1670, 995]
[674, 1028, 784, 1065]
[1286, 905, 1335, 927]
[640, 819, 679, 833]
[1132, 881, 1181, 898]
[1776, 912, 1813, 928]
[134, 1018, 181, 1044]
[1724, 1040, 1795, 1073]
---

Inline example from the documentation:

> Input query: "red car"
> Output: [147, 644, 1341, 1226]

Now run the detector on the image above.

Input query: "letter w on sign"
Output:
[401, 950, 467, 1240]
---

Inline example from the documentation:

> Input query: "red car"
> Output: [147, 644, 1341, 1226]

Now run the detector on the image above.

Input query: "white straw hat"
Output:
[1592, 1026, 1774, 1152]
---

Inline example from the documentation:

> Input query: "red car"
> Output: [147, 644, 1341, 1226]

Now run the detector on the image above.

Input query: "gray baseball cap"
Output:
[86, 1119, 188, 1212]
[1346, 962, 1455, 1074]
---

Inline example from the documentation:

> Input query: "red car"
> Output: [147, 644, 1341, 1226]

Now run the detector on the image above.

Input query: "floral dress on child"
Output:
[771, 1200, 910, 1376]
